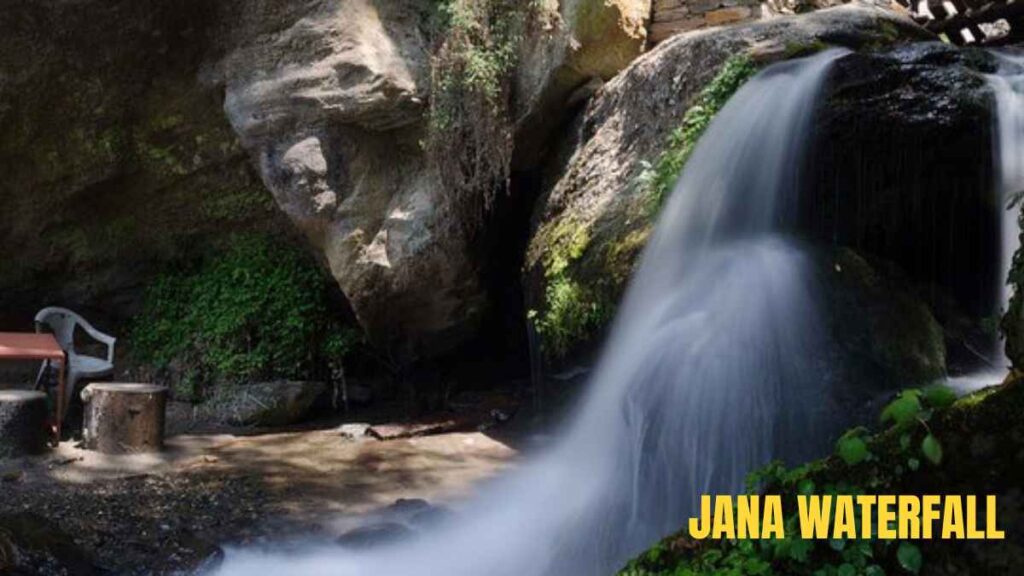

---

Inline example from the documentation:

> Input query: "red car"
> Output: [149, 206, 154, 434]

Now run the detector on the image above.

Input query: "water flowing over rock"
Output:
[524, 5, 936, 361]
[806, 42, 1000, 323]
[214, 48, 864, 576]
[991, 51, 1024, 370]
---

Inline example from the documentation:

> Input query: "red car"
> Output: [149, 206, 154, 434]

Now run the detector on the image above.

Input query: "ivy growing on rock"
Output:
[425, 0, 530, 237]
[636, 54, 759, 213]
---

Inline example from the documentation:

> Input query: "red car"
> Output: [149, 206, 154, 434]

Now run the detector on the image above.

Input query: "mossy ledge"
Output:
[529, 54, 761, 362]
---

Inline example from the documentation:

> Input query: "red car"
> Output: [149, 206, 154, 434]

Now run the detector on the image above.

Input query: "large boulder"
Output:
[515, 0, 652, 168]
[816, 247, 947, 396]
[210, 0, 486, 358]
[0, 0, 291, 326]
[804, 42, 1000, 324]
[525, 4, 933, 360]
[210, 0, 660, 358]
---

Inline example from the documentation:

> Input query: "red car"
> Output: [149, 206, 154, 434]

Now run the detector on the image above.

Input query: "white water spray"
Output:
[951, 50, 1024, 392]
[217, 50, 850, 576]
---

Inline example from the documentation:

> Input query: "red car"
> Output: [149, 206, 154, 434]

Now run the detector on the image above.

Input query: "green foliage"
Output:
[530, 220, 613, 360]
[896, 543, 922, 575]
[920, 434, 942, 465]
[619, 384, 962, 576]
[879, 390, 922, 429]
[425, 0, 532, 236]
[836, 428, 872, 466]
[130, 235, 356, 397]
[530, 276, 611, 360]
[635, 55, 759, 213]
[921, 383, 956, 409]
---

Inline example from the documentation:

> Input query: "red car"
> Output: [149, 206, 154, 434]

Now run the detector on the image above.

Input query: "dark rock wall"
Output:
[0, 0, 292, 329]
[805, 43, 999, 320]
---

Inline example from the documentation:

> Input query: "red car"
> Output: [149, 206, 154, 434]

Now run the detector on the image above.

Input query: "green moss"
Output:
[783, 39, 828, 59]
[635, 54, 759, 213]
[531, 218, 614, 359]
[603, 227, 651, 287]
[199, 185, 277, 222]
[529, 55, 763, 358]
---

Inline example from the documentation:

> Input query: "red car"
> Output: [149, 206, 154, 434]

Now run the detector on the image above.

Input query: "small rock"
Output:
[385, 498, 431, 516]
[336, 522, 413, 549]
[409, 506, 454, 529]
[337, 423, 371, 440]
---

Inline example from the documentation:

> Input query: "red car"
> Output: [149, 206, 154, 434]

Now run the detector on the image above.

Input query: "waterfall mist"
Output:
[216, 50, 853, 576]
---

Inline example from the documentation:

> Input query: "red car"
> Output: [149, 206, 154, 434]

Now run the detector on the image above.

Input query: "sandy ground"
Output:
[0, 423, 518, 573]
[35, 428, 515, 519]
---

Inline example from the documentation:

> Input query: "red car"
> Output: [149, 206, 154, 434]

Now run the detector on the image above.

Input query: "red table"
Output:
[0, 332, 66, 442]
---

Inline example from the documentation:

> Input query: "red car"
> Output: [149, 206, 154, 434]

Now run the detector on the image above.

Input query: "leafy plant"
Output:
[425, 0, 533, 238]
[619, 384, 962, 576]
[129, 235, 358, 398]
[529, 220, 613, 359]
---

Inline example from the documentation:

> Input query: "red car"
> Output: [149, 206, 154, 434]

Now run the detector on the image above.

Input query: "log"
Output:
[81, 383, 168, 454]
[0, 390, 48, 458]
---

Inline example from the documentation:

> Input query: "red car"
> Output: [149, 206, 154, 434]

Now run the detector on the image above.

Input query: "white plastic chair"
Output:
[33, 307, 116, 417]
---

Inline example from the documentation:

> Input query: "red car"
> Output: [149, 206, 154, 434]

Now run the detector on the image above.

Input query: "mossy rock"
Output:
[525, 6, 932, 364]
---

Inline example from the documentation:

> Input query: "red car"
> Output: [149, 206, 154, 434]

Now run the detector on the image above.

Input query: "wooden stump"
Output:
[82, 383, 168, 454]
[0, 390, 48, 457]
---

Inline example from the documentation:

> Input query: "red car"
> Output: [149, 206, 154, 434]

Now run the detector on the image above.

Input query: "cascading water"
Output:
[950, 49, 1024, 392]
[990, 51, 1024, 345]
[217, 50, 851, 576]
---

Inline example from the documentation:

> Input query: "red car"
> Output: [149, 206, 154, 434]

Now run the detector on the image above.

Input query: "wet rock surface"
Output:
[807, 42, 1000, 321]
[335, 498, 455, 550]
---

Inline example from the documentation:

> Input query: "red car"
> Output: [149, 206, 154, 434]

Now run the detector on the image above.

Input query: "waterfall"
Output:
[216, 50, 848, 576]
[951, 49, 1024, 391]
[990, 51, 1024, 346]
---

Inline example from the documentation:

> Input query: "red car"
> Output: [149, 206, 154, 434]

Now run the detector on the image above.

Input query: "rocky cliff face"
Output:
[0, 0, 652, 358]
[0, 0, 1002, 374]
[211, 0, 469, 357]
[0, 0, 289, 326]
[211, 0, 654, 356]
